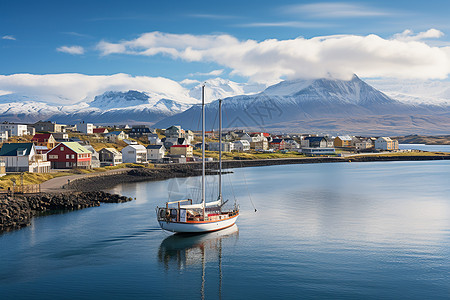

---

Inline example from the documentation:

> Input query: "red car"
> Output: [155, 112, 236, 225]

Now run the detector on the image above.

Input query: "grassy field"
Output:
[0, 163, 154, 190]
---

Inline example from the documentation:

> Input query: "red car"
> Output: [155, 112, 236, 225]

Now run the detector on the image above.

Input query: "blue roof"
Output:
[0, 143, 34, 156]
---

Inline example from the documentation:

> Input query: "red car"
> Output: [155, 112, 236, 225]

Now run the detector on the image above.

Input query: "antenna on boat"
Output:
[218, 98, 223, 209]
[202, 83, 206, 219]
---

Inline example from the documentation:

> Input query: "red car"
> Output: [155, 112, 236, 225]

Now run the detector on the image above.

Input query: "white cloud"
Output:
[392, 29, 444, 41]
[56, 45, 85, 55]
[189, 69, 224, 77]
[283, 2, 389, 18]
[94, 30, 450, 83]
[2, 35, 16, 40]
[0, 73, 195, 104]
[180, 79, 200, 85]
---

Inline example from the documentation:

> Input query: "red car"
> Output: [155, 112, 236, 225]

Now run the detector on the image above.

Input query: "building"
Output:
[0, 122, 30, 137]
[146, 144, 166, 162]
[208, 142, 234, 152]
[334, 135, 353, 148]
[242, 134, 269, 150]
[170, 145, 193, 158]
[303, 137, 327, 148]
[46, 142, 92, 169]
[105, 131, 128, 143]
[83, 145, 100, 168]
[52, 132, 69, 141]
[148, 133, 162, 145]
[122, 144, 147, 163]
[375, 137, 399, 151]
[0, 131, 8, 142]
[33, 121, 66, 133]
[301, 148, 336, 156]
[129, 125, 154, 138]
[233, 140, 251, 152]
[31, 133, 56, 149]
[270, 139, 286, 150]
[99, 148, 123, 166]
[165, 125, 183, 138]
[355, 138, 374, 151]
[0, 143, 51, 173]
[77, 122, 94, 134]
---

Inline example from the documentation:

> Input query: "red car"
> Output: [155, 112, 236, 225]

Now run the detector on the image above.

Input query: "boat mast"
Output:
[202, 84, 206, 218]
[218, 98, 222, 206]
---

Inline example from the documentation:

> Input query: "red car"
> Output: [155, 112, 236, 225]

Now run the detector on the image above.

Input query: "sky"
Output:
[1, 0, 450, 103]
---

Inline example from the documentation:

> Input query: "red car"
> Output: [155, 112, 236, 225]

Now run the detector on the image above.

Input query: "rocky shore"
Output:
[0, 191, 132, 233]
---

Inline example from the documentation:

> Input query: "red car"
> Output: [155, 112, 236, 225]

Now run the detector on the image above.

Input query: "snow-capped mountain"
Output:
[188, 78, 266, 101]
[154, 75, 450, 134]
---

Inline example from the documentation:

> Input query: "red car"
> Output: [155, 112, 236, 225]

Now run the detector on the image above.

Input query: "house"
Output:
[122, 144, 147, 163]
[284, 139, 300, 150]
[129, 125, 154, 138]
[0, 122, 30, 136]
[93, 128, 109, 134]
[303, 137, 327, 148]
[242, 134, 269, 150]
[31, 133, 56, 149]
[105, 131, 128, 143]
[148, 133, 161, 145]
[270, 139, 286, 150]
[334, 135, 353, 148]
[233, 140, 250, 152]
[375, 137, 399, 151]
[208, 142, 234, 152]
[33, 121, 66, 133]
[99, 148, 122, 166]
[0, 131, 8, 143]
[0, 143, 51, 173]
[77, 122, 94, 134]
[122, 139, 138, 145]
[165, 125, 183, 138]
[355, 138, 374, 150]
[83, 145, 100, 168]
[146, 144, 166, 162]
[52, 132, 69, 141]
[46, 142, 92, 169]
[170, 145, 193, 158]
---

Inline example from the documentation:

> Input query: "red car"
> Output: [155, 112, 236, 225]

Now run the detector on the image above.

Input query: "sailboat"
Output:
[156, 84, 239, 233]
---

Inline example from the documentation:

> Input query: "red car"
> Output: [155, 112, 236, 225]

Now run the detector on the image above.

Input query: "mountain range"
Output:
[0, 75, 449, 135]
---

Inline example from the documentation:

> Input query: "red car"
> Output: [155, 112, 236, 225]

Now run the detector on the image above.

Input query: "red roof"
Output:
[251, 132, 270, 137]
[32, 133, 52, 142]
[93, 128, 108, 134]
[171, 145, 191, 148]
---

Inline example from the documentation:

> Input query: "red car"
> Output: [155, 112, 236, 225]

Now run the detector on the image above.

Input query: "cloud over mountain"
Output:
[95, 30, 450, 83]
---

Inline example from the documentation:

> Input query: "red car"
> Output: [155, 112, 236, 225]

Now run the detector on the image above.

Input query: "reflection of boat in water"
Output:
[158, 224, 239, 269]
[158, 225, 239, 299]
[156, 85, 239, 233]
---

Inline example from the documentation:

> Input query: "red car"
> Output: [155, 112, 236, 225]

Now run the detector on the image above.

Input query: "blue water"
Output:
[1, 160, 450, 299]
[399, 143, 450, 152]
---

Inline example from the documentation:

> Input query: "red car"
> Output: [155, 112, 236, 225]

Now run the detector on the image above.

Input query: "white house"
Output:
[0, 142, 51, 173]
[77, 122, 94, 134]
[105, 131, 128, 143]
[0, 123, 30, 137]
[208, 142, 234, 152]
[147, 133, 162, 145]
[0, 131, 8, 142]
[99, 148, 123, 166]
[233, 140, 250, 152]
[375, 137, 399, 151]
[122, 144, 147, 163]
[83, 145, 100, 168]
[146, 144, 165, 162]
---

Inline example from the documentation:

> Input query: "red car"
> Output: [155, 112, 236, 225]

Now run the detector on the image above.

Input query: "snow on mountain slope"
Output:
[188, 78, 266, 102]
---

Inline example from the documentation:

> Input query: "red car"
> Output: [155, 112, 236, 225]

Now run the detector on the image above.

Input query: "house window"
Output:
[60, 147, 64, 151]
[66, 154, 69, 159]
[49, 155, 58, 159]
[71, 154, 75, 159]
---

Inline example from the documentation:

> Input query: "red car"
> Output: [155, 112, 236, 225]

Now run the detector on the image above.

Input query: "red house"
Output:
[47, 142, 92, 169]
[270, 139, 287, 150]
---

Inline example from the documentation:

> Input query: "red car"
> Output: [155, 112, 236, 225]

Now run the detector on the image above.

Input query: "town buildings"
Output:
[122, 144, 147, 163]
[0, 143, 51, 173]
[99, 148, 123, 166]
[46, 142, 92, 169]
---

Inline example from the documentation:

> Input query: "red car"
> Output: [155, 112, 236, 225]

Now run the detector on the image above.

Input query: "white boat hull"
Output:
[158, 214, 238, 233]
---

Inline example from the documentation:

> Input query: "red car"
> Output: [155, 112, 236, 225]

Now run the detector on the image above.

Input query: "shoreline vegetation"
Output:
[1, 152, 449, 234]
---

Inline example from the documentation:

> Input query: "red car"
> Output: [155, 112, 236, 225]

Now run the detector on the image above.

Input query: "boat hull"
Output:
[158, 214, 238, 233]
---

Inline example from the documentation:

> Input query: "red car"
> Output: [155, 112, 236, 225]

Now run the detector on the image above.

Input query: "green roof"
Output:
[59, 142, 92, 154]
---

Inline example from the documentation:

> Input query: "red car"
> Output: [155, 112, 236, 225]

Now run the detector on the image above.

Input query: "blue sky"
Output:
[1, 0, 450, 102]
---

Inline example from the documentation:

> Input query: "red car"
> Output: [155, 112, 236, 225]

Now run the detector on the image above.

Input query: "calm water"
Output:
[1, 160, 450, 299]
